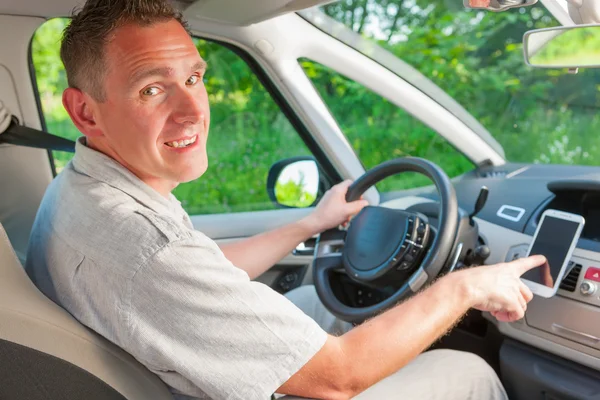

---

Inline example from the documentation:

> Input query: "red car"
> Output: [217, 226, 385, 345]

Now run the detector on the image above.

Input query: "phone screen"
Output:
[521, 216, 581, 288]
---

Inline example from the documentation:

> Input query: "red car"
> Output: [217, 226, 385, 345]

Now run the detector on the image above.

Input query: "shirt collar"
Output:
[71, 137, 186, 218]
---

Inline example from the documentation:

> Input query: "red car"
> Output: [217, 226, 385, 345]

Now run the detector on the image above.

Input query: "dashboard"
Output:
[381, 162, 600, 376]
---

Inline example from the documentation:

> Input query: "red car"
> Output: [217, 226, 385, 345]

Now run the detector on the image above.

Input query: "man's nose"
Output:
[171, 88, 205, 125]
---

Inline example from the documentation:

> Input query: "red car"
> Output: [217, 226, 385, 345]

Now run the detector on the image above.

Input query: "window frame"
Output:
[27, 25, 57, 177]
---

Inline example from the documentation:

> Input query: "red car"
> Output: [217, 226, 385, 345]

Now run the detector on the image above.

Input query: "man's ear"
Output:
[62, 87, 103, 138]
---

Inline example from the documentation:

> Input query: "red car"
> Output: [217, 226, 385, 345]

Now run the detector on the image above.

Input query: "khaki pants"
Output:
[285, 285, 508, 400]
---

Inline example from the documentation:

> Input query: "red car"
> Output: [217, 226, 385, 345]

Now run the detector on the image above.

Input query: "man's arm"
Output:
[277, 255, 545, 399]
[220, 181, 368, 280]
[219, 217, 320, 280]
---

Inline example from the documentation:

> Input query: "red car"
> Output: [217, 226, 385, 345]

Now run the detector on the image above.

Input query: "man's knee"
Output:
[418, 349, 507, 400]
[355, 349, 507, 400]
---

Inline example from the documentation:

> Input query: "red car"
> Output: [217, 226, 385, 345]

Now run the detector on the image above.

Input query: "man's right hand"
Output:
[454, 255, 547, 322]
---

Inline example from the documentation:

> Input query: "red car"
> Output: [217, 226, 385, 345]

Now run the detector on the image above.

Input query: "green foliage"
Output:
[173, 39, 313, 214]
[320, 0, 600, 168]
[301, 59, 474, 192]
[530, 27, 600, 66]
[31, 18, 70, 122]
[31, 24, 312, 214]
[30, 2, 600, 214]
[275, 174, 317, 208]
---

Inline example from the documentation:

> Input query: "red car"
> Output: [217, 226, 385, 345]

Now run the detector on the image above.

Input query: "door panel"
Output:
[191, 208, 316, 292]
[190, 208, 312, 240]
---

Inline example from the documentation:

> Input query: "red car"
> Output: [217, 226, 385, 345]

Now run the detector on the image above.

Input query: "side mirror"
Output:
[267, 157, 320, 208]
[524, 24, 600, 69]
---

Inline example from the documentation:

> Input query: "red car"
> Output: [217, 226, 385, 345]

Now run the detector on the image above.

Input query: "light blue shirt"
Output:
[26, 137, 327, 400]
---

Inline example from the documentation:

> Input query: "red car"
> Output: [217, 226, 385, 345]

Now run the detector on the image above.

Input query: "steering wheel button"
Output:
[397, 261, 411, 271]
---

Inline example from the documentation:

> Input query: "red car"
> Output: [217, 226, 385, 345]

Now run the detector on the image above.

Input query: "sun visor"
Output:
[567, 0, 600, 24]
[183, 0, 337, 26]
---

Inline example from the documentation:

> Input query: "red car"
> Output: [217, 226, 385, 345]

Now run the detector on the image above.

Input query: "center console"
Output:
[483, 219, 600, 400]
[383, 194, 600, 399]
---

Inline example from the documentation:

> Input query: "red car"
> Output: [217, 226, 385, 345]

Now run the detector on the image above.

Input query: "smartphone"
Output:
[521, 209, 585, 298]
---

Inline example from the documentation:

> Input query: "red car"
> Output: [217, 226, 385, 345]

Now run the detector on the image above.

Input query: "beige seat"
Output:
[0, 222, 174, 399]
[0, 221, 315, 399]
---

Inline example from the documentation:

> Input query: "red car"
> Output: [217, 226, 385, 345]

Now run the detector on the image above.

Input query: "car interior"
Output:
[2, 0, 600, 399]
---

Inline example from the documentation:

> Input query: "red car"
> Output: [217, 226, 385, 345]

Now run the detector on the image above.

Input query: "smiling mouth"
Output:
[165, 135, 198, 148]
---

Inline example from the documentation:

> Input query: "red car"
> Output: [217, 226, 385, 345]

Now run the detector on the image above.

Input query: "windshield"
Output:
[306, 1, 600, 166]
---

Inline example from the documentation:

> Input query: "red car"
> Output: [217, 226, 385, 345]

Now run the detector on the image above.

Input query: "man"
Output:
[25, 1, 546, 399]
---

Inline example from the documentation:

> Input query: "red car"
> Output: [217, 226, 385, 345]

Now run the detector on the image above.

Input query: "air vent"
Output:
[479, 170, 507, 178]
[559, 263, 582, 292]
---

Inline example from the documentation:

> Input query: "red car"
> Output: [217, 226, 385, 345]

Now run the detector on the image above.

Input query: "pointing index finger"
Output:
[511, 255, 547, 275]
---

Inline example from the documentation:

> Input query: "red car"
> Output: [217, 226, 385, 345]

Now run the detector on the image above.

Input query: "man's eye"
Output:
[186, 75, 200, 86]
[142, 87, 160, 96]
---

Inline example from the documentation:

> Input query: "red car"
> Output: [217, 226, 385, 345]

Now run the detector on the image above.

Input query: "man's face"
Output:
[88, 20, 210, 195]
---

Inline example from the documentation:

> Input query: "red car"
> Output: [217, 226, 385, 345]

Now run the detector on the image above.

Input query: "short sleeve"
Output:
[126, 233, 328, 399]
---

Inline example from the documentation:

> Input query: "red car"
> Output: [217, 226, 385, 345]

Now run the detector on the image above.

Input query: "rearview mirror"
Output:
[464, 0, 537, 12]
[524, 25, 600, 69]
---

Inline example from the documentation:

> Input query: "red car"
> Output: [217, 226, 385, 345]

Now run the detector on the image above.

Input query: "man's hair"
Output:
[60, 0, 190, 101]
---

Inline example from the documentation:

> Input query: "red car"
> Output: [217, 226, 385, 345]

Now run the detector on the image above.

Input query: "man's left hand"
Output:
[301, 180, 369, 235]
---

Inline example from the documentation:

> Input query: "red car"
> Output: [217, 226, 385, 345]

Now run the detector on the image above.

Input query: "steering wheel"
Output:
[313, 157, 459, 323]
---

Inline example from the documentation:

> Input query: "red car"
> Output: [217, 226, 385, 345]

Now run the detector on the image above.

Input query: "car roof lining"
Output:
[0, 0, 336, 26]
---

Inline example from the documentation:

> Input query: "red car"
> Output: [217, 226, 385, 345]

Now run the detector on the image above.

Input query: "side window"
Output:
[300, 59, 474, 193]
[31, 19, 313, 215]
[31, 18, 77, 173]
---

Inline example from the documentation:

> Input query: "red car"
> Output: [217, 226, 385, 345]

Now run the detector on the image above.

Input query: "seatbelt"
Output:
[0, 115, 76, 153]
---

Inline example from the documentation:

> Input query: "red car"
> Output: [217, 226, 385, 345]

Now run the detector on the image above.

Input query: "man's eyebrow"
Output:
[128, 60, 208, 87]
[129, 67, 173, 87]
[193, 60, 208, 73]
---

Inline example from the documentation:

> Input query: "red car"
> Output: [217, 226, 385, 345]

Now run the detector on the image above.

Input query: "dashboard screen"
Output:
[521, 216, 581, 288]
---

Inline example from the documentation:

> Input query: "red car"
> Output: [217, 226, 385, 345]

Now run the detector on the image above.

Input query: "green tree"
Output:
[30, 4, 600, 212]
[275, 172, 317, 208]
